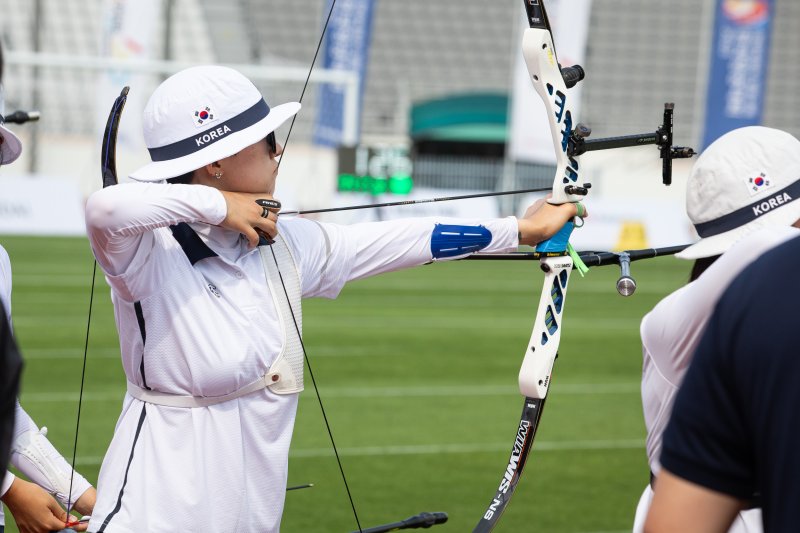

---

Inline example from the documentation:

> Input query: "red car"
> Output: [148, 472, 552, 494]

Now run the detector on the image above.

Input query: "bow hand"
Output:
[518, 200, 585, 247]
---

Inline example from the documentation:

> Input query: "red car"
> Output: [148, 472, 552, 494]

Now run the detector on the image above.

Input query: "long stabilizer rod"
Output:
[465, 245, 688, 264]
[466, 245, 689, 297]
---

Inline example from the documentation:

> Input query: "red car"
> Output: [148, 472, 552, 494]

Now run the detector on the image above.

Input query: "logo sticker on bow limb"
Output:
[746, 172, 771, 195]
[194, 106, 215, 127]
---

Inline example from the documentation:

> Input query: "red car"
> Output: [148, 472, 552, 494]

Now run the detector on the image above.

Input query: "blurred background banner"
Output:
[324, 186, 500, 224]
[508, 0, 592, 164]
[701, 0, 774, 149]
[3, 0, 799, 226]
[97, 0, 162, 155]
[0, 176, 84, 236]
[313, 0, 375, 147]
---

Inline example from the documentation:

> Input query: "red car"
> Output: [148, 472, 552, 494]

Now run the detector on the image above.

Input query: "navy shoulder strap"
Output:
[169, 223, 218, 265]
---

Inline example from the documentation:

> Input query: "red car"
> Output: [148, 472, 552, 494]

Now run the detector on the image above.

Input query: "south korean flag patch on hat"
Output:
[194, 105, 215, 127]
[746, 172, 772, 196]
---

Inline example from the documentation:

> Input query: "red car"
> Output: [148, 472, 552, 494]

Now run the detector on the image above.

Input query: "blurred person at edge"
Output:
[0, 42, 96, 533]
[631, 126, 800, 533]
[83, 64, 586, 533]
[646, 219, 800, 532]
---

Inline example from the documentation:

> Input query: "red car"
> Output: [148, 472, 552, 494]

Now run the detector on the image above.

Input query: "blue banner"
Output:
[313, 0, 375, 147]
[702, 0, 774, 149]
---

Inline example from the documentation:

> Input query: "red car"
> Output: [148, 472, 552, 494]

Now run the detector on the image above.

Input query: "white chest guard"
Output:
[259, 235, 304, 395]
[127, 234, 304, 408]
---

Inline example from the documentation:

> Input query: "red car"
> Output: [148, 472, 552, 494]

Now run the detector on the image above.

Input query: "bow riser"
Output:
[519, 256, 572, 398]
[521, 27, 583, 206]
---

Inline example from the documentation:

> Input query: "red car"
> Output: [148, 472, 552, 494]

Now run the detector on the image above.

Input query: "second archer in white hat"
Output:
[633, 125, 800, 533]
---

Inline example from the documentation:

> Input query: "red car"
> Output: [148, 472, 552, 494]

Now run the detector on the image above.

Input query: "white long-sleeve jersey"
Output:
[85, 182, 519, 533]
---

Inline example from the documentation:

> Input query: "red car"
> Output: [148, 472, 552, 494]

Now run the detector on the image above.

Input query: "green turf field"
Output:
[0, 234, 691, 532]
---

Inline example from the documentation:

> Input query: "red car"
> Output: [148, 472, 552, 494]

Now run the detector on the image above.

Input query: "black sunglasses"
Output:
[266, 131, 277, 155]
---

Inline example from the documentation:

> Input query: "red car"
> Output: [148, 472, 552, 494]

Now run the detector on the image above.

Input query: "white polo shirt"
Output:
[85, 182, 519, 533]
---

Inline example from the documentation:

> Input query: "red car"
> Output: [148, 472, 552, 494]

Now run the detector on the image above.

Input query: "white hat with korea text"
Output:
[129, 65, 300, 182]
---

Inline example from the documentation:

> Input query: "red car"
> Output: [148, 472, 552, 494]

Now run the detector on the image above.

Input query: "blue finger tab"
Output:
[431, 224, 492, 258]
[535, 221, 574, 254]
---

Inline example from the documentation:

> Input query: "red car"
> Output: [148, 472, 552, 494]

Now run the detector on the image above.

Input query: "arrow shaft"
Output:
[280, 187, 552, 216]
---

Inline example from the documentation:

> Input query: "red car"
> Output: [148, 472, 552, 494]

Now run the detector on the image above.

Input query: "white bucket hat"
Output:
[676, 126, 800, 260]
[130, 65, 300, 182]
[0, 87, 23, 166]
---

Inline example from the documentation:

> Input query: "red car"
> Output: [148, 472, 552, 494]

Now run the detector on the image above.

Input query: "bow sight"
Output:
[525, 0, 694, 193]
[568, 102, 696, 186]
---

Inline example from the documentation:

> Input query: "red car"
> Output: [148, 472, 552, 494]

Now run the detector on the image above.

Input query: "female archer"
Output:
[84, 65, 584, 532]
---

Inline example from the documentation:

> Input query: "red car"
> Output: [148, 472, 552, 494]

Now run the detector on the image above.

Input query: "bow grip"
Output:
[535, 221, 574, 254]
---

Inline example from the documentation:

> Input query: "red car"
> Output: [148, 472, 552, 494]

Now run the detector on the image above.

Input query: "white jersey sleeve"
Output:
[641, 225, 800, 474]
[0, 245, 13, 511]
[0, 471, 13, 497]
[279, 216, 519, 298]
[9, 403, 92, 508]
[85, 182, 228, 277]
[0, 244, 12, 320]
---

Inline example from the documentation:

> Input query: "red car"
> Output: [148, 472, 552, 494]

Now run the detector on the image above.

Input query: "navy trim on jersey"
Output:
[133, 302, 150, 391]
[170, 223, 218, 265]
[97, 404, 147, 532]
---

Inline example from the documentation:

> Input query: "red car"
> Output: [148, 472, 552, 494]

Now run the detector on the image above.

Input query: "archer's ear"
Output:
[202, 161, 221, 176]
